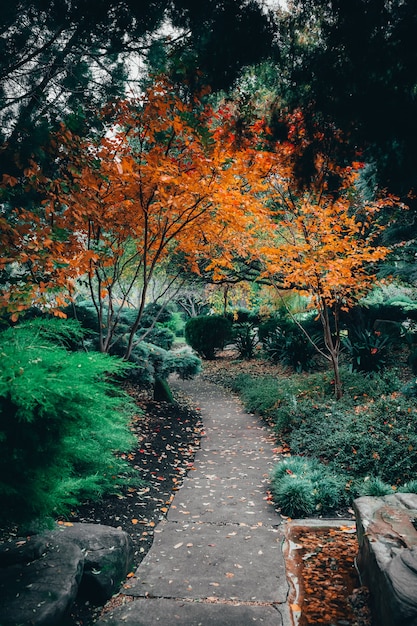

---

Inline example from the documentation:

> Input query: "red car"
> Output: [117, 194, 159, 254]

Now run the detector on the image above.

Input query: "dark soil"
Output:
[64, 384, 203, 625]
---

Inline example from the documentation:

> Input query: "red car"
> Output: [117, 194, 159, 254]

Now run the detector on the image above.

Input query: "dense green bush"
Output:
[233, 322, 259, 359]
[65, 303, 199, 391]
[184, 315, 232, 359]
[227, 309, 261, 324]
[0, 319, 138, 527]
[230, 370, 336, 431]
[270, 456, 347, 517]
[227, 365, 417, 513]
[287, 390, 417, 485]
[342, 327, 392, 372]
[140, 302, 173, 327]
[144, 325, 175, 350]
[358, 477, 394, 497]
[259, 314, 322, 371]
[166, 350, 202, 380]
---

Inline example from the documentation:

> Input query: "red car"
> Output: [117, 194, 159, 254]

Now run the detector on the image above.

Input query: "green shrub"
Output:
[398, 480, 417, 494]
[358, 477, 395, 497]
[272, 475, 315, 517]
[270, 456, 346, 516]
[144, 325, 175, 350]
[260, 315, 321, 371]
[166, 350, 201, 380]
[184, 315, 232, 359]
[140, 302, 173, 327]
[230, 370, 337, 431]
[233, 322, 259, 359]
[342, 327, 392, 372]
[227, 309, 261, 324]
[164, 311, 185, 337]
[312, 472, 348, 512]
[230, 374, 286, 417]
[63, 301, 100, 334]
[0, 319, 138, 527]
[289, 392, 417, 485]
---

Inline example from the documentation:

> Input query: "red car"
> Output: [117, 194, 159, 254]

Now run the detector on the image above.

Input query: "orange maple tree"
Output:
[1, 78, 270, 355]
[257, 129, 395, 398]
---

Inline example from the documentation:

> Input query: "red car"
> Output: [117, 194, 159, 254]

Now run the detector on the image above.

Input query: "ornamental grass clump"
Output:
[0, 319, 139, 527]
[270, 456, 347, 517]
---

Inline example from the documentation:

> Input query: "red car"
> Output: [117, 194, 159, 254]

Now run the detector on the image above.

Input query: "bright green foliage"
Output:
[0, 319, 138, 527]
[184, 315, 232, 359]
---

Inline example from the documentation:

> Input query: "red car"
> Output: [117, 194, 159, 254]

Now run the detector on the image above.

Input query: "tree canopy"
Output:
[273, 0, 417, 206]
[0, 0, 276, 174]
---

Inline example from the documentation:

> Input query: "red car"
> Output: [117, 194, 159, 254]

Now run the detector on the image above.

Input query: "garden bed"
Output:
[284, 520, 372, 626]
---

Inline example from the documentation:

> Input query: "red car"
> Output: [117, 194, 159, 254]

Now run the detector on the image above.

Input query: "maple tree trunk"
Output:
[321, 301, 343, 399]
[329, 350, 343, 400]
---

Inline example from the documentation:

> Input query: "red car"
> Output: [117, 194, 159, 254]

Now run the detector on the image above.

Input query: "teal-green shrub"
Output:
[140, 302, 173, 327]
[144, 325, 175, 350]
[184, 315, 232, 359]
[398, 480, 417, 494]
[233, 322, 259, 359]
[270, 456, 347, 516]
[273, 475, 315, 517]
[63, 301, 100, 334]
[358, 477, 394, 497]
[0, 319, 138, 527]
[166, 350, 201, 380]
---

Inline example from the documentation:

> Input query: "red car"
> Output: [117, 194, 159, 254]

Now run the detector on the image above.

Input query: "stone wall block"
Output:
[354, 494, 417, 626]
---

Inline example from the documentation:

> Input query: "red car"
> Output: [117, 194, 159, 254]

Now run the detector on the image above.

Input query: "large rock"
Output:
[354, 493, 417, 626]
[0, 534, 84, 626]
[49, 522, 134, 602]
[0, 523, 134, 625]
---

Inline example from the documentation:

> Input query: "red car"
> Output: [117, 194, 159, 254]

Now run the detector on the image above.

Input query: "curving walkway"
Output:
[96, 375, 291, 626]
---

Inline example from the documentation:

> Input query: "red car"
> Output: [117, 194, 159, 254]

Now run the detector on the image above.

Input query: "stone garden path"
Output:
[96, 375, 291, 626]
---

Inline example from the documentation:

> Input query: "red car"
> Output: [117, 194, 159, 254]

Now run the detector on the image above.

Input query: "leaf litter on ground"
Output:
[64, 383, 203, 625]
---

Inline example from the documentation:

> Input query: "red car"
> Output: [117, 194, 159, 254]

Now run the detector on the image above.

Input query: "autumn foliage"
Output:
[1, 81, 396, 394]
[1, 78, 269, 354]
[254, 128, 395, 397]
